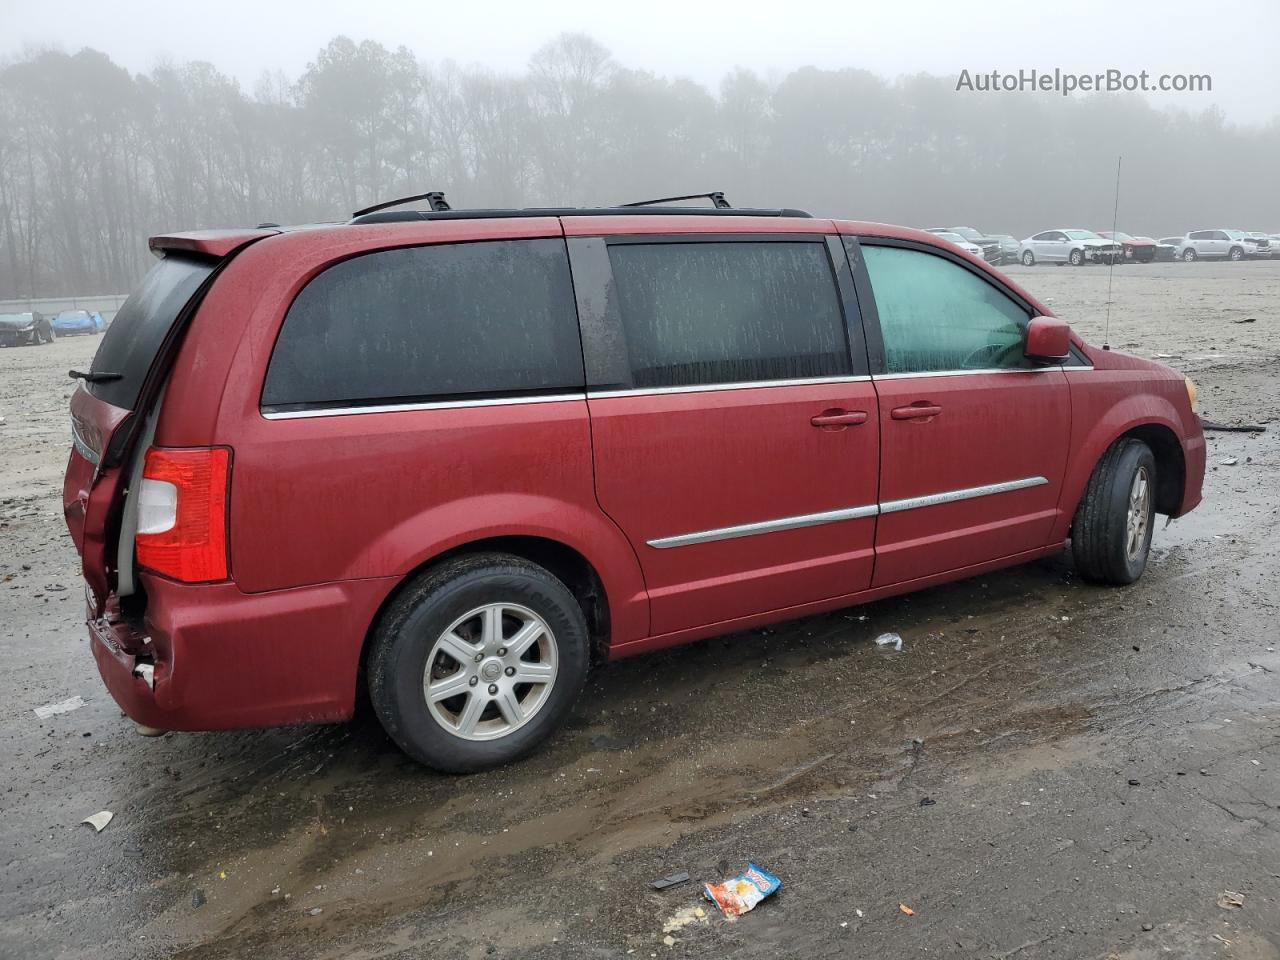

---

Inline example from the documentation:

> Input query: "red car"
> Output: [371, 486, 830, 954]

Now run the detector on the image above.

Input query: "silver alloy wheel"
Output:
[423, 602, 558, 741]
[1125, 466, 1151, 562]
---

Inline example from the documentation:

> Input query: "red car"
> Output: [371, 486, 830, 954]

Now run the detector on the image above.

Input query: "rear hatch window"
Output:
[87, 254, 216, 410]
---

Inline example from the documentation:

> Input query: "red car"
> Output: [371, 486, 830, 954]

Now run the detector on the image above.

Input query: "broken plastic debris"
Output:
[874, 632, 904, 655]
[81, 811, 113, 832]
[651, 871, 690, 891]
[704, 864, 781, 918]
[1219, 457, 1239, 466]
[662, 904, 707, 934]
[34, 696, 86, 719]
[1217, 890, 1245, 909]
[899, 903, 916, 916]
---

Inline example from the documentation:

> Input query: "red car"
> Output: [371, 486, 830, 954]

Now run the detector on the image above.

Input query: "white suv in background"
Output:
[1178, 229, 1252, 262]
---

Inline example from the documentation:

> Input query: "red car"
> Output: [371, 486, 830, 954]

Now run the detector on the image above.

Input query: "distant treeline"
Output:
[1, 33, 1278, 297]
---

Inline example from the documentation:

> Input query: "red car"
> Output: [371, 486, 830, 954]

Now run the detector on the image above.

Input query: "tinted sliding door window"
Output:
[606, 241, 851, 388]
[862, 245, 1032, 374]
[262, 238, 582, 410]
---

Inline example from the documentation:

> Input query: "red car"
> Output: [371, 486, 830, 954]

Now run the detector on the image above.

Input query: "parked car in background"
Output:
[1155, 238, 1183, 262]
[1179, 229, 1250, 261]
[1019, 229, 1122, 266]
[925, 230, 985, 259]
[943, 226, 1003, 264]
[51, 310, 106, 336]
[0, 311, 54, 346]
[63, 198, 1206, 772]
[988, 234, 1021, 265]
[1099, 232, 1157, 263]
[1245, 233, 1273, 258]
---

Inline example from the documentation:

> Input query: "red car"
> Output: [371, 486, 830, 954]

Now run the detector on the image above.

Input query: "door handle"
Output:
[810, 409, 868, 428]
[890, 402, 943, 420]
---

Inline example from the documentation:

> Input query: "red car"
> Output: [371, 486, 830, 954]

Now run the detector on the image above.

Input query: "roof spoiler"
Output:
[148, 228, 281, 259]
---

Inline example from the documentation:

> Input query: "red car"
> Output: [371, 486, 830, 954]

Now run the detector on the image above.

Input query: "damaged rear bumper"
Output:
[87, 573, 396, 731]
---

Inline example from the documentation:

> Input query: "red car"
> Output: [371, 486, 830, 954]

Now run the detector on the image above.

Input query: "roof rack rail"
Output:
[352, 190, 451, 219]
[620, 192, 731, 209]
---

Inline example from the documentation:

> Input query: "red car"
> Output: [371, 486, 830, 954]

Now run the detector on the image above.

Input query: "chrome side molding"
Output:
[646, 476, 1048, 549]
[648, 504, 880, 549]
[878, 476, 1048, 514]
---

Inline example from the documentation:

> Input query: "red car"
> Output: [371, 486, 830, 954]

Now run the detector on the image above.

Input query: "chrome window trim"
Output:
[647, 475, 1048, 548]
[589, 375, 871, 399]
[878, 476, 1048, 514]
[261, 392, 587, 421]
[647, 504, 879, 549]
[872, 367, 1056, 380]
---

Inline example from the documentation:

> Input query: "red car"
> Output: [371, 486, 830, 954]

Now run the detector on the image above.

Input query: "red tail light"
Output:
[135, 448, 230, 582]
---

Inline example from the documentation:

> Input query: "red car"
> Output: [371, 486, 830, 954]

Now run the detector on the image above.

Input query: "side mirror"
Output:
[1024, 316, 1070, 363]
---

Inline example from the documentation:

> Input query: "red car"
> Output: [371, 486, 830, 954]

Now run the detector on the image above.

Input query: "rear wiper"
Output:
[69, 369, 123, 383]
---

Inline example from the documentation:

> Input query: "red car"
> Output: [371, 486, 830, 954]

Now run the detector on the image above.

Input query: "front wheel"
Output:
[1069, 249, 1084, 266]
[1182, 248, 1197, 262]
[1021, 250, 1035, 266]
[367, 553, 590, 773]
[1071, 438, 1157, 585]
[1229, 246, 1244, 261]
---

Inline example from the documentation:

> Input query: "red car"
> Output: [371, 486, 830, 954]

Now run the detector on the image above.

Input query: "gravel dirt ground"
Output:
[1, 261, 1278, 960]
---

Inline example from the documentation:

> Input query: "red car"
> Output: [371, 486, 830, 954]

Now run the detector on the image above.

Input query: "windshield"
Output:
[935, 233, 968, 244]
[1109, 232, 1134, 242]
[950, 227, 981, 240]
[57, 310, 90, 319]
[1224, 230, 1247, 239]
[0, 313, 34, 323]
[1064, 230, 1101, 241]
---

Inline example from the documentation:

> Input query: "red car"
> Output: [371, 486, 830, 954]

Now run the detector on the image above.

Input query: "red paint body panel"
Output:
[63, 211, 1207, 734]
[588, 381, 879, 634]
[90, 573, 394, 729]
[870, 370, 1071, 585]
[611, 543, 1065, 659]
[63, 386, 134, 615]
[1055, 347, 1205, 537]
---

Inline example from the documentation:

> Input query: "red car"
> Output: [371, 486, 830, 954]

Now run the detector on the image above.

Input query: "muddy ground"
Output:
[1, 260, 1278, 960]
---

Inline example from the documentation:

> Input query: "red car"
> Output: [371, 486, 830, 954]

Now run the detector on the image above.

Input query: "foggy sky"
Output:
[2, 0, 1277, 125]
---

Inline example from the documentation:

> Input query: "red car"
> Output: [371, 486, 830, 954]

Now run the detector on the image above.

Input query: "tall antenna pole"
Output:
[1104, 155, 1122, 351]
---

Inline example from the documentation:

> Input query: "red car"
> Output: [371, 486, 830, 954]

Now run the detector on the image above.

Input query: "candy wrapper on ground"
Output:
[703, 864, 781, 918]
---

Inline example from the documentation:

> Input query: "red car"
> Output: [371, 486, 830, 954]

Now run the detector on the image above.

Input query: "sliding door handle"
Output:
[890, 403, 942, 420]
[810, 409, 869, 428]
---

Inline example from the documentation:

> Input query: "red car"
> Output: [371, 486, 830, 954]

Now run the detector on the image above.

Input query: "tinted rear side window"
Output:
[262, 239, 582, 410]
[88, 254, 216, 409]
[607, 241, 850, 388]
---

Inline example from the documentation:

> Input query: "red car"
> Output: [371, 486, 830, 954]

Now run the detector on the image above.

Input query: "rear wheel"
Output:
[367, 553, 590, 773]
[1071, 438, 1157, 585]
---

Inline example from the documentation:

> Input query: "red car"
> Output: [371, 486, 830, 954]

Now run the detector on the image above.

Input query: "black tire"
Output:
[1069, 248, 1084, 266]
[1071, 438, 1157, 585]
[367, 552, 590, 773]
[1182, 248, 1196, 262]
[1021, 250, 1035, 266]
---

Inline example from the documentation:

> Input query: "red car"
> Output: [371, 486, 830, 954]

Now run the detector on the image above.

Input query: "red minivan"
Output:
[63, 199, 1205, 772]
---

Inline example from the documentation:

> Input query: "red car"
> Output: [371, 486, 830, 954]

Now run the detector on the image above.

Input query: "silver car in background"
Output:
[1019, 229, 1122, 266]
[925, 230, 985, 258]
